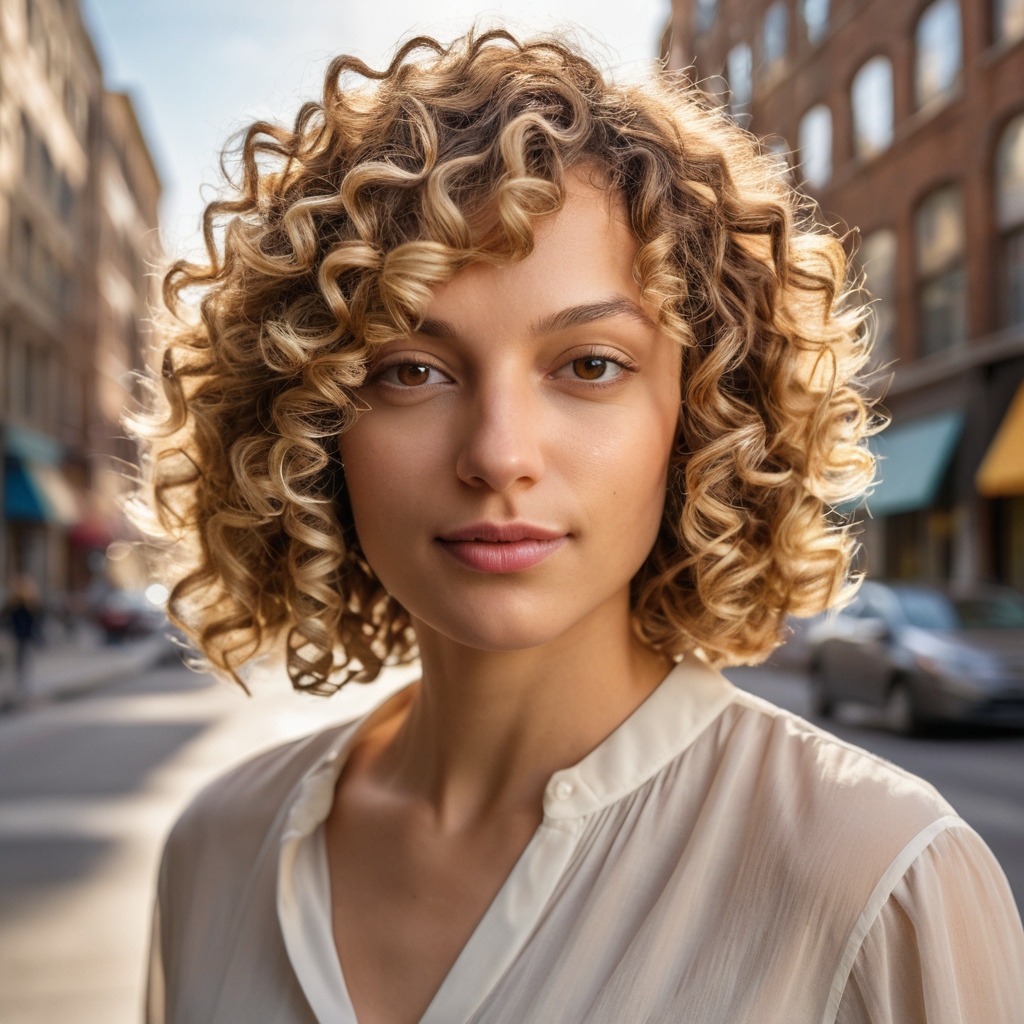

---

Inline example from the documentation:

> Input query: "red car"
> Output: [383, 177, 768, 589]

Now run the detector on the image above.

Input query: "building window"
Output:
[915, 0, 962, 110]
[994, 0, 1024, 46]
[851, 56, 894, 160]
[694, 0, 719, 34]
[727, 43, 753, 124]
[801, 0, 829, 44]
[798, 104, 832, 189]
[20, 111, 76, 224]
[916, 184, 967, 355]
[858, 229, 898, 363]
[64, 79, 88, 141]
[0, 325, 8, 418]
[25, 0, 42, 46]
[762, 2, 788, 73]
[996, 113, 1024, 327]
[13, 215, 34, 282]
[8, 338, 26, 421]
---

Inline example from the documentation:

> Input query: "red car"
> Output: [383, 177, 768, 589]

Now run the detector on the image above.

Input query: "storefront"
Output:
[2, 424, 82, 598]
[852, 411, 964, 580]
[978, 379, 1024, 592]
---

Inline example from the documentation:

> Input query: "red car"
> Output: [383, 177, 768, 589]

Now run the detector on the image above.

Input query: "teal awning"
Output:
[855, 411, 964, 517]
[3, 457, 80, 525]
[4, 458, 47, 522]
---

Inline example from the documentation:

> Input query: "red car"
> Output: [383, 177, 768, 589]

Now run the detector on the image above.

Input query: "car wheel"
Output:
[883, 680, 920, 736]
[809, 664, 834, 718]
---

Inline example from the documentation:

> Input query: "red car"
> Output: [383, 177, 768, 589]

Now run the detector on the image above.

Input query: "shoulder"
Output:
[712, 687, 962, 914]
[161, 720, 353, 878]
[724, 686, 955, 828]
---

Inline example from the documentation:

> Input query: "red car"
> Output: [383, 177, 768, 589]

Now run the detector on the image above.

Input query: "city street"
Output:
[0, 662, 1022, 1024]
[0, 659, 414, 1024]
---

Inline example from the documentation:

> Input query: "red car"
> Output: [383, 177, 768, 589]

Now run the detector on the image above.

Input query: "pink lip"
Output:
[437, 522, 568, 574]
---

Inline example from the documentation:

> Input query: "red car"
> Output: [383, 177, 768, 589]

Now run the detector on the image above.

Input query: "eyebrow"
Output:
[414, 296, 655, 340]
[533, 297, 655, 335]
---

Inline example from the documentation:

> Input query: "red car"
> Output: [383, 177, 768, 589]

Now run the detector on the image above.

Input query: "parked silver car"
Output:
[806, 581, 1024, 733]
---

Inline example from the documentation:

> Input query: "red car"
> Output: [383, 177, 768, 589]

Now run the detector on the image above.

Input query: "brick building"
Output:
[0, 0, 161, 602]
[666, 0, 1024, 590]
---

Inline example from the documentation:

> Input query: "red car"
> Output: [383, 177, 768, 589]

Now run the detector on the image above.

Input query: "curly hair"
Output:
[129, 28, 875, 694]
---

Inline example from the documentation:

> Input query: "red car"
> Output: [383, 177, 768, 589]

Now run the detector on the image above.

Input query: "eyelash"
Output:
[369, 348, 637, 390]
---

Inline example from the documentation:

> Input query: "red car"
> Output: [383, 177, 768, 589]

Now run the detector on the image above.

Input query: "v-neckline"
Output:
[315, 810, 581, 1024]
[276, 655, 736, 1024]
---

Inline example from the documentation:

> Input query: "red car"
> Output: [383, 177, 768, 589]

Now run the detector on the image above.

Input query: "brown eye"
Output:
[573, 357, 609, 381]
[396, 363, 431, 386]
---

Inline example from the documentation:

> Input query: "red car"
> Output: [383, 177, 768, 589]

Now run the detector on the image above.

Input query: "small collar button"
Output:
[553, 779, 574, 801]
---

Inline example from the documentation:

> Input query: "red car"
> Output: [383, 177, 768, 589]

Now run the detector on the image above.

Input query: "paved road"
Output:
[0, 662, 1021, 1023]
[0, 660, 412, 1024]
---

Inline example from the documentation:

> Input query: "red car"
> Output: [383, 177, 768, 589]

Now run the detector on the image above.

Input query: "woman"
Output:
[139, 30, 1024, 1024]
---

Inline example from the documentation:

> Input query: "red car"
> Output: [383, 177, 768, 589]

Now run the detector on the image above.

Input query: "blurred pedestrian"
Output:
[1, 574, 42, 710]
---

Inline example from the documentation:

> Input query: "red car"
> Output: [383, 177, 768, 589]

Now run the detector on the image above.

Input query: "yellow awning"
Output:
[977, 381, 1024, 497]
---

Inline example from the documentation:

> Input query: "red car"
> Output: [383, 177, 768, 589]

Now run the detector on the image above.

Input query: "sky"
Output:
[80, 0, 671, 259]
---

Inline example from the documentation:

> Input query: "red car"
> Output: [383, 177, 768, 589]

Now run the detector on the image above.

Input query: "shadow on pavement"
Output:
[0, 836, 114, 922]
[0, 721, 209, 799]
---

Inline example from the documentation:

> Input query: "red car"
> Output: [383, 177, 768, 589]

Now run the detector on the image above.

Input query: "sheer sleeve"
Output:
[835, 823, 1024, 1024]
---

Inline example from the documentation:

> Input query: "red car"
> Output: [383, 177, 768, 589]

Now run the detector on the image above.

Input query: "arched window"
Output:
[694, 0, 719, 35]
[996, 113, 1024, 327]
[916, 185, 967, 354]
[858, 230, 898, 363]
[762, 2, 788, 73]
[915, 0, 962, 110]
[851, 56, 894, 160]
[801, 0, 830, 44]
[798, 104, 832, 189]
[994, 0, 1024, 46]
[727, 43, 753, 124]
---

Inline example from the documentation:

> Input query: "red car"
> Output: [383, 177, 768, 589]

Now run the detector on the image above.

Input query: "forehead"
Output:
[425, 174, 642, 328]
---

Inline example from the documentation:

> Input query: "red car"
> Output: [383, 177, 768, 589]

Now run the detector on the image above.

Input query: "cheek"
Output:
[564, 396, 678, 562]
[337, 415, 443, 554]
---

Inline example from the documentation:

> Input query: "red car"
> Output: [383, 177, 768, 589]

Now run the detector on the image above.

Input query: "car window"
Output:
[952, 595, 1024, 629]
[893, 588, 959, 630]
[857, 584, 901, 624]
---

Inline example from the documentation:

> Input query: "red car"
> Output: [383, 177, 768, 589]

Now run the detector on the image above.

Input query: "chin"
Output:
[412, 593, 585, 653]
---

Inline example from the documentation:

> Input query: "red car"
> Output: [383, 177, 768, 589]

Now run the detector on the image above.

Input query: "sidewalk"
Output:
[0, 626, 175, 706]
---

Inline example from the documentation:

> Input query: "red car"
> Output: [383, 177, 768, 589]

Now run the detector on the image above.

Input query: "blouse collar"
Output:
[284, 651, 736, 839]
[540, 653, 736, 819]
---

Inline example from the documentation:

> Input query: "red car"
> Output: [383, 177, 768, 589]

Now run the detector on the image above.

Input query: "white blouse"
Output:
[147, 656, 1024, 1024]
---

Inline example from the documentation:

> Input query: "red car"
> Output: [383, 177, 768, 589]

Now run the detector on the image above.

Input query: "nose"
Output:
[455, 376, 546, 492]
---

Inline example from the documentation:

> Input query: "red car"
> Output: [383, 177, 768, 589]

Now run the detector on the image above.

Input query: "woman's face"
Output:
[339, 174, 682, 652]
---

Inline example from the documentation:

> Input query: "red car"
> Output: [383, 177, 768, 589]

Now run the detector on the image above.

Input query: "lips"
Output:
[436, 522, 568, 574]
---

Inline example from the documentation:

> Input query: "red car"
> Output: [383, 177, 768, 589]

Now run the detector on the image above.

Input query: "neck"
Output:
[369, 589, 672, 831]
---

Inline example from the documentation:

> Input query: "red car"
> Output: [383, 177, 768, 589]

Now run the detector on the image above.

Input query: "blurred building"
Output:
[91, 91, 161, 592]
[666, 0, 1024, 590]
[0, 0, 160, 602]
